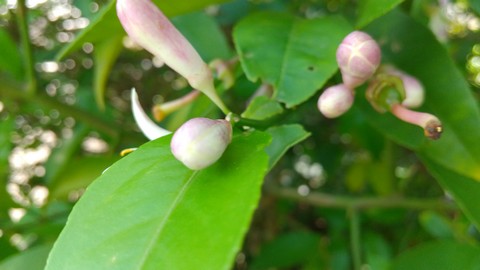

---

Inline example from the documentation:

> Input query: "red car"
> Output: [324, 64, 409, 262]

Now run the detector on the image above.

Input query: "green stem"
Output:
[265, 185, 457, 210]
[349, 207, 362, 270]
[16, 0, 37, 96]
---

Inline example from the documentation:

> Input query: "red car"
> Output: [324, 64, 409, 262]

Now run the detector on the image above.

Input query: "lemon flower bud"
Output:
[171, 118, 232, 170]
[117, 0, 229, 114]
[336, 31, 381, 88]
[317, 84, 354, 118]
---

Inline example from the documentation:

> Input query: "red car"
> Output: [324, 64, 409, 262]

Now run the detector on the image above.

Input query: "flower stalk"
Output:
[152, 90, 200, 122]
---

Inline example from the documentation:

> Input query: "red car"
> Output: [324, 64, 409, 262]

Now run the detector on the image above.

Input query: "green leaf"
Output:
[360, 10, 480, 181]
[46, 131, 270, 270]
[0, 115, 14, 219]
[49, 156, 119, 201]
[356, 0, 405, 28]
[241, 96, 284, 120]
[93, 35, 123, 110]
[0, 29, 24, 80]
[233, 12, 352, 108]
[392, 241, 480, 270]
[172, 12, 231, 62]
[265, 124, 311, 170]
[0, 244, 53, 270]
[250, 231, 321, 270]
[55, 0, 230, 60]
[419, 211, 454, 239]
[420, 157, 480, 229]
[470, 0, 480, 16]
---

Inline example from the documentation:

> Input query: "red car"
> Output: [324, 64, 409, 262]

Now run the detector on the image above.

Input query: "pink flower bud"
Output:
[336, 31, 381, 88]
[317, 84, 354, 118]
[117, 0, 229, 113]
[171, 118, 232, 170]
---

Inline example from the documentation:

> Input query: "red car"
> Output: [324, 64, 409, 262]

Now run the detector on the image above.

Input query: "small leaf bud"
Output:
[171, 118, 232, 170]
[336, 31, 381, 88]
[317, 84, 354, 118]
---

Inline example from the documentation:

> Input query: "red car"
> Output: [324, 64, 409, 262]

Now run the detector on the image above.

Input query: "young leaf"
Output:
[242, 96, 284, 120]
[234, 12, 352, 108]
[46, 132, 270, 270]
[356, 0, 405, 28]
[265, 124, 311, 170]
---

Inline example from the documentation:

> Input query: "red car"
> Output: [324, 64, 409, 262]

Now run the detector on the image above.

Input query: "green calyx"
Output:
[366, 74, 406, 113]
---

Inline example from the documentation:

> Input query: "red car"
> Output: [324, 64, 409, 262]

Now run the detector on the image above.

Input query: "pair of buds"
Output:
[318, 31, 442, 139]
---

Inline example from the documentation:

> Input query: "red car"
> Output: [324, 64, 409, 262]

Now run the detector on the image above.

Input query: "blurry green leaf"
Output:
[356, 0, 405, 28]
[44, 124, 90, 185]
[0, 29, 23, 80]
[265, 124, 310, 170]
[251, 231, 320, 270]
[233, 12, 352, 108]
[56, 0, 230, 60]
[172, 12, 231, 62]
[93, 35, 123, 110]
[470, 0, 480, 16]
[46, 132, 270, 270]
[419, 211, 454, 239]
[361, 10, 480, 181]
[0, 244, 52, 270]
[392, 241, 480, 270]
[49, 156, 119, 201]
[364, 233, 392, 270]
[241, 96, 284, 120]
[0, 115, 14, 219]
[421, 157, 480, 229]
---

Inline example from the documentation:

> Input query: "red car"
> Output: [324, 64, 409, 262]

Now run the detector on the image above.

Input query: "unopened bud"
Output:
[117, 0, 229, 114]
[336, 31, 381, 88]
[317, 84, 354, 118]
[171, 118, 232, 170]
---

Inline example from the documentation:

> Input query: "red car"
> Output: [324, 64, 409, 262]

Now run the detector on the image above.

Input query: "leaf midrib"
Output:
[136, 170, 198, 269]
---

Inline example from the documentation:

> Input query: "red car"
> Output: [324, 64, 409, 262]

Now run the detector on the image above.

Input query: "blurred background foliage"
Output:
[0, 0, 480, 269]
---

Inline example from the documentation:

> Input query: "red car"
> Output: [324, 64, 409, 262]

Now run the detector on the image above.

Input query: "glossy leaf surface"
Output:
[234, 12, 352, 108]
[46, 132, 270, 270]
[356, 0, 405, 28]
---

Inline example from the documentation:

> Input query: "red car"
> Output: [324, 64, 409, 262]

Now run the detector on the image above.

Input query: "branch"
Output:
[16, 0, 37, 96]
[265, 185, 457, 211]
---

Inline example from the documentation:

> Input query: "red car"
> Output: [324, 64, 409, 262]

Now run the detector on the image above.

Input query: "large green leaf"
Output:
[46, 131, 270, 270]
[359, 10, 480, 181]
[420, 156, 480, 229]
[392, 241, 480, 270]
[356, 0, 405, 28]
[0, 115, 14, 220]
[55, 0, 230, 60]
[233, 12, 352, 108]
[0, 244, 52, 270]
